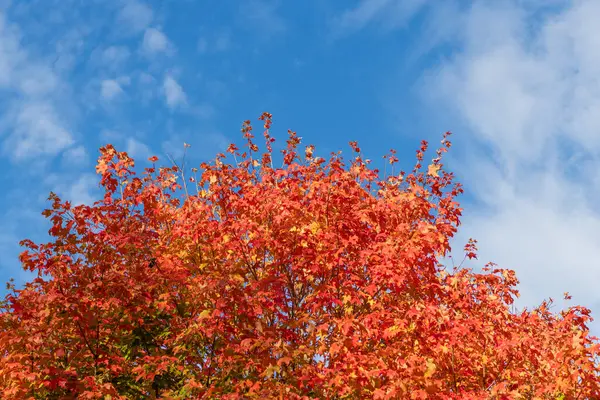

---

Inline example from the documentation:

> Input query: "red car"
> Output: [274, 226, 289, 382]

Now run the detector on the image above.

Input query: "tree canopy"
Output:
[1, 113, 599, 399]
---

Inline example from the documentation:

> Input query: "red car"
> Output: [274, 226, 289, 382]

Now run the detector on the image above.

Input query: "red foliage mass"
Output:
[1, 113, 599, 399]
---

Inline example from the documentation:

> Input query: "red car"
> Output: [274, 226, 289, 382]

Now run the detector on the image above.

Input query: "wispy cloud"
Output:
[61, 145, 88, 166]
[118, 0, 153, 34]
[420, 0, 600, 315]
[125, 137, 152, 161]
[332, 0, 427, 37]
[238, 0, 286, 37]
[0, 12, 75, 162]
[6, 103, 74, 160]
[100, 45, 131, 69]
[197, 31, 232, 54]
[163, 75, 187, 109]
[45, 172, 98, 206]
[141, 27, 170, 55]
[100, 79, 124, 100]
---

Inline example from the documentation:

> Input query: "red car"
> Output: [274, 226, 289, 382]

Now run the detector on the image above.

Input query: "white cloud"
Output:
[197, 32, 232, 53]
[100, 79, 123, 99]
[0, 12, 74, 162]
[62, 145, 88, 166]
[99, 129, 120, 143]
[419, 0, 600, 320]
[55, 173, 98, 206]
[192, 103, 215, 119]
[17, 65, 58, 96]
[138, 72, 155, 85]
[163, 75, 186, 109]
[238, 1, 286, 37]
[4, 102, 74, 161]
[0, 13, 21, 88]
[141, 27, 169, 55]
[101, 45, 130, 68]
[333, 0, 427, 36]
[118, 0, 153, 34]
[97, 132, 153, 162]
[136, 72, 158, 103]
[117, 75, 131, 86]
[125, 137, 151, 161]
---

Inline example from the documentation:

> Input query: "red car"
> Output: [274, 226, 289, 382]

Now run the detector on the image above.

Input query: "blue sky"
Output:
[2, 0, 600, 331]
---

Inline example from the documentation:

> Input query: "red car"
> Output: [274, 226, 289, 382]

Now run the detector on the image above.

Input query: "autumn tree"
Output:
[1, 113, 599, 399]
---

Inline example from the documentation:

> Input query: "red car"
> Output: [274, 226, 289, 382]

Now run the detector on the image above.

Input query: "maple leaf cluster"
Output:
[1, 113, 599, 399]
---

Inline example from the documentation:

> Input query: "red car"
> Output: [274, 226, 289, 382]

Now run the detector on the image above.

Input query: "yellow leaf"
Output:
[309, 221, 320, 234]
[177, 249, 188, 258]
[210, 175, 217, 184]
[198, 310, 211, 320]
[424, 359, 436, 378]
[384, 325, 400, 338]
[263, 364, 280, 377]
[427, 164, 441, 177]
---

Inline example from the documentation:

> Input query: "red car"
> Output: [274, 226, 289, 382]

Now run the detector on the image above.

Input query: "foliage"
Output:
[1, 113, 599, 399]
